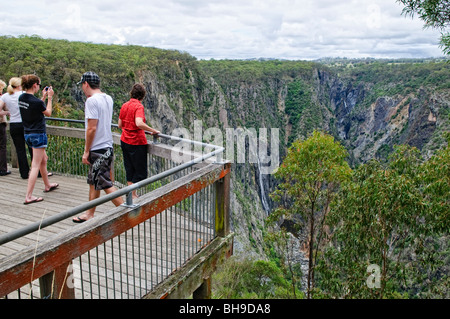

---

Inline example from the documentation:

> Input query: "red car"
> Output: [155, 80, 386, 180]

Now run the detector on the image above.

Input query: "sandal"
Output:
[44, 183, 59, 193]
[73, 216, 89, 223]
[24, 197, 44, 205]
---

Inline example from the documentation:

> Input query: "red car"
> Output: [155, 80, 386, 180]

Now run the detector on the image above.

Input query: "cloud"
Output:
[0, 0, 445, 60]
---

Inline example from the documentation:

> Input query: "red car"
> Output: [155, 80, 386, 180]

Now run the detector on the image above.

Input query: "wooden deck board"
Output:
[0, 168, 116, 259]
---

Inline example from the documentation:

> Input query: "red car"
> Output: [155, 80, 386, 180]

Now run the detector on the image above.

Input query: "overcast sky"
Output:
[0, 0, 446, 60]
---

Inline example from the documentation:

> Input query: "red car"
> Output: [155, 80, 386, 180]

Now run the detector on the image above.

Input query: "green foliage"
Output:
[264, 229, 304, 298]
[271, 131, 351, 206]
[200, 59, 317, 86]
[212, 257, 302, 299]
[45, 135, 87, 176]
[419, 140, 450, 233]
[285, 79, 322, 143]
[0, 35, 201, 123]
[319, 159, 425, 298]
[316, 142, 449, 298]
[267, 131, 448, 299]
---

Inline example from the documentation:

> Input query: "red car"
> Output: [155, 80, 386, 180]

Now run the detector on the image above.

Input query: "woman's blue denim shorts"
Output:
[25, 133, 48, 149]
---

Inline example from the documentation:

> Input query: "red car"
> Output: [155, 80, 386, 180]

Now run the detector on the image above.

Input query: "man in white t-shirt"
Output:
[73, 72, 123, 223]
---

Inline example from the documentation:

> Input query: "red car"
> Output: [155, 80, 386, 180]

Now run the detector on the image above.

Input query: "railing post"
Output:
[122, 191, 139, 209]
[193, 277, 212, 299]
[215, 163, 231, 238]
[39, 261, 75, 299]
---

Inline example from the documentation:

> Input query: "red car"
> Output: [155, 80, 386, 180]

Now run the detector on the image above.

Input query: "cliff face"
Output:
[325, 71, 449, 164]
[110, 67, 273, 257]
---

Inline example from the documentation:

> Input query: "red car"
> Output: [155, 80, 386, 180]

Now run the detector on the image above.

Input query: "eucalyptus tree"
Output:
[317, 143, 449, 298]
[269, 130, 351, 298]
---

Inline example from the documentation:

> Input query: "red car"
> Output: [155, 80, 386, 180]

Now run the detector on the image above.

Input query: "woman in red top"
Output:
[118, 84, 160, 198]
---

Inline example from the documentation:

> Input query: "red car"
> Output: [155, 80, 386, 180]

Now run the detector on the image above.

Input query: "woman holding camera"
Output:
[19, 74, 58, 205]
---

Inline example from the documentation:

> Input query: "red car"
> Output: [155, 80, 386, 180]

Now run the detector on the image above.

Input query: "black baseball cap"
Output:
[77, 71, 100, 85]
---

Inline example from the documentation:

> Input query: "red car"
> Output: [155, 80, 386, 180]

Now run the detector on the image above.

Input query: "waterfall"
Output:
[257, 157, 270, 214]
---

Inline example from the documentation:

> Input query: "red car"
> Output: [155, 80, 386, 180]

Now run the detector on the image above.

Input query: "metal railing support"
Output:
[122, 192, 139, 209]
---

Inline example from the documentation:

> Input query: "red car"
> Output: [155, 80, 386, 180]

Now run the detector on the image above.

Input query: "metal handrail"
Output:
[0, 118, 225, 245]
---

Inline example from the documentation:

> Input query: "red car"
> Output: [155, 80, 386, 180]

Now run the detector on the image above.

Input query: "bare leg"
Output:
[25, 148, 44, 203]
[105, 186, 124, 206]
[73, 185, 123, 222]
[39, 150, 58, 192]
[74, 185, 101, 222]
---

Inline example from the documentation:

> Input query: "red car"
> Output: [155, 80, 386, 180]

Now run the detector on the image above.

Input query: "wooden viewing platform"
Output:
[0, 168, 221, 299]
[0, 123, 233, 299]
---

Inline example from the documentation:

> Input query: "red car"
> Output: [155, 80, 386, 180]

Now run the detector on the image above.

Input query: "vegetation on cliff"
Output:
[0, 35, 201, 125]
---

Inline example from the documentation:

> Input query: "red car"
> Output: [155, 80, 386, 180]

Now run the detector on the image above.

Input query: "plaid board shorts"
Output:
[87, 148, 114, 190]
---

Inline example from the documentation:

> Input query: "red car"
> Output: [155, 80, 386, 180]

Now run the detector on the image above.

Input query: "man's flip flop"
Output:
[24, 197, 44, 205]
[44, 184, 59, 193]
[73, 216, 88, 223]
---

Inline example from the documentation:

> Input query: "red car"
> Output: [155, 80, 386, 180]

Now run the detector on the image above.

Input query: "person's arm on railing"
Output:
[135, 117, 160, 136]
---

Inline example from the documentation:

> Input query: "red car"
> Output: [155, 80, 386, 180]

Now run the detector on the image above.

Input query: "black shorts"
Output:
[121, 141, 148, 183]
[87, 148, 114, 190]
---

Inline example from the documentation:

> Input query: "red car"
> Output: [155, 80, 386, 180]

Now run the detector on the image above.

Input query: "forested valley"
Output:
[0, 36, 448, 299]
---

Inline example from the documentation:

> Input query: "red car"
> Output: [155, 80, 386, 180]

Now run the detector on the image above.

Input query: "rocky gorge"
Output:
[134, 58, 450, 259]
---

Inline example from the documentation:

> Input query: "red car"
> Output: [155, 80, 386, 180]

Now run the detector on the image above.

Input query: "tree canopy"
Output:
[268, 131, 448, 299]
[398, 0, 450, 55]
